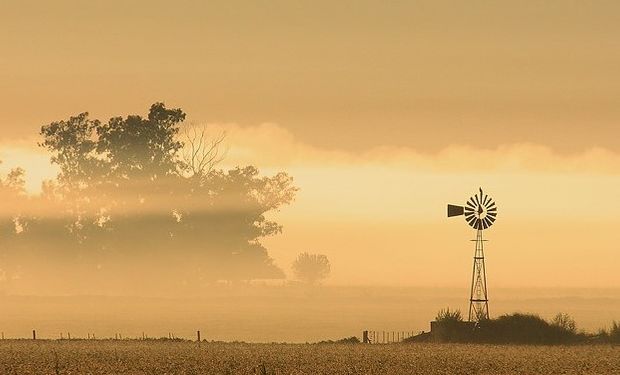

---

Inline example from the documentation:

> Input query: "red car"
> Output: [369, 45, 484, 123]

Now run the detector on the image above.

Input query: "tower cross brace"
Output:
[469, 229, 489, 321]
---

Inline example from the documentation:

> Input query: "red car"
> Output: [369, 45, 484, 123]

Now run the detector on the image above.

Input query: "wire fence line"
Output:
[0, 330, 204, 342]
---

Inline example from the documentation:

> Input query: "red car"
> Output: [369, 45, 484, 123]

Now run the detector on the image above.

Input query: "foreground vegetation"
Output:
[0, 340, 619, 374]
[423, 308, 620, 345]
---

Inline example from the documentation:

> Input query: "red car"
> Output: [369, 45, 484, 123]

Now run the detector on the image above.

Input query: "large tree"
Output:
[1, 103, 297, 294]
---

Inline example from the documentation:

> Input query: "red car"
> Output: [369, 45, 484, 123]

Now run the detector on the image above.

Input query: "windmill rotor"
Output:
[446, 188, 497, 230]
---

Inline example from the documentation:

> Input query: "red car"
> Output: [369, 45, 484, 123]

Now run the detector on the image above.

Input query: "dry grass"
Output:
[0, 341, 619, 374]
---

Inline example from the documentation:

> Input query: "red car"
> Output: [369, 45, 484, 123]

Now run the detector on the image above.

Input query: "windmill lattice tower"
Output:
[447, 188, 497, 322]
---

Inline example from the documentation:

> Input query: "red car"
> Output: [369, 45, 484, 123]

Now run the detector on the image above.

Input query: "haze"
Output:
[0, 0, 619, 341]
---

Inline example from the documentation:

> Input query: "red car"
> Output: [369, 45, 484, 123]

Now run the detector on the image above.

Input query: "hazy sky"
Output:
[2, 1, 620, 288]
[2, 1, 620, 151]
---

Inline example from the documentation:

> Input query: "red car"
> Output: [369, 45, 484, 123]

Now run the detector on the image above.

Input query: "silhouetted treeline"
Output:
[0, 103, 298, 294]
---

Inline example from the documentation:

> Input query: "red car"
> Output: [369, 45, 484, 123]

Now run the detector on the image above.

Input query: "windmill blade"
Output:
[464, 207, 475, 214]
[486, 215, 496, 223]
[487, 201, 496, 209]
[468, 197, 477, 208]
[482, 219, 489, 229]
[483, 216, 493, 228]
[467, 215, 477, 227]
[447, 205, 465, 217]
[485, 198, 494, 208]
[487, 207, 497, 213]
[476, 218, 483, 229]
[483, 194, 489, 206]
[486, 211, 497, 218]
[474, 194, 480, 206]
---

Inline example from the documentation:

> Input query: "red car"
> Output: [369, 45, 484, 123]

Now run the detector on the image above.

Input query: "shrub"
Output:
[476, 313, 581, 344]
[551, 312, 577, 334]
[317, 336, 360, 344]
[435, 308, 463, 323]
[610, 321, 620, 343]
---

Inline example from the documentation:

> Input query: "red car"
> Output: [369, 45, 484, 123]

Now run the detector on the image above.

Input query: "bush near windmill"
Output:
[409, 309, 588, 344]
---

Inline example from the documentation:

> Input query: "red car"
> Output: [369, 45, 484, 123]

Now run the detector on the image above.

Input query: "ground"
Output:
[1, 341, 619, 374]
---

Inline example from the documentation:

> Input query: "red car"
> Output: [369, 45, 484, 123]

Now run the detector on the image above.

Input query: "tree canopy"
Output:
[0, 103, 298, 294]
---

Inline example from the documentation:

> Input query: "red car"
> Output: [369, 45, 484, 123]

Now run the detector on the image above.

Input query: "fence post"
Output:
[32, 330, 36, 340]
[197, 330, 201, 342]
[362, 330, 369, 343]
[68, 332, 71, 340]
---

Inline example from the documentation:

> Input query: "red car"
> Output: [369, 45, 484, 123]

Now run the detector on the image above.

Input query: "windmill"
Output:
[447, 188, 497, 322]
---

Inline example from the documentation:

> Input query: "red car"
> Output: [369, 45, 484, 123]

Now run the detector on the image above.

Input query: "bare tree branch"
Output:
[181, 124, 227, 181]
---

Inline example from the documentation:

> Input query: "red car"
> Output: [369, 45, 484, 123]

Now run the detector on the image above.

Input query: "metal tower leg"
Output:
[469, 229, 489, 321]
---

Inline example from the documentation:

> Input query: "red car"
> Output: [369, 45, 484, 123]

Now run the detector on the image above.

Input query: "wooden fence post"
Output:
[197, 330, 201, 342]
[32, 330, 36, 340]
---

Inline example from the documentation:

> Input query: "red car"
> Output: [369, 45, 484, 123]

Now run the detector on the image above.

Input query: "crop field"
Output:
[1, 341, 619, 374]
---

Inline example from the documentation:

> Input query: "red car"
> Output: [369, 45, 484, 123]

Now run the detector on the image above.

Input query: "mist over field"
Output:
[1, 286, 619, 343]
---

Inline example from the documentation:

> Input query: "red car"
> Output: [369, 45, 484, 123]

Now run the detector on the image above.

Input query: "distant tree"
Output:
[292, 252, 330, 285]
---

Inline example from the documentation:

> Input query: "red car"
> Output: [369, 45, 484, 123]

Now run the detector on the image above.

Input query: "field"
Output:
[1, 341, 619, 374]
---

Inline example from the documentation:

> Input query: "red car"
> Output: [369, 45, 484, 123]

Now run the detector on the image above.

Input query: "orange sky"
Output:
[2, 1, 620, 151]
[2, 1, 620, 287]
